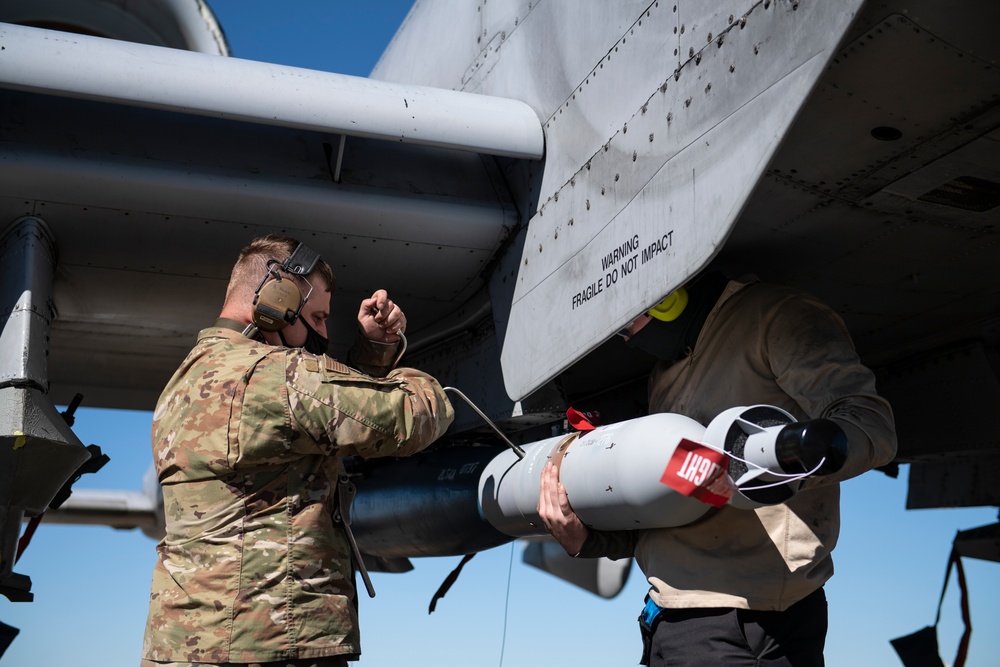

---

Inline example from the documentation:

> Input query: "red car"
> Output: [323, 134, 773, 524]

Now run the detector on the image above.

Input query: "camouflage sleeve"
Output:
[346, 335, 400, 378]
[288, 351, 454, 460]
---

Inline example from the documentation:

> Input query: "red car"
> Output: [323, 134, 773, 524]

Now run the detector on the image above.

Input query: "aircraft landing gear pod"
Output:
[479, 405, 847, 537]
[0, 218, 93, 602]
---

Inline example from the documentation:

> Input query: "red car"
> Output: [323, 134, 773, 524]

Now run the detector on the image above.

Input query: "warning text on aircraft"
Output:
[571, 230, 674, 310]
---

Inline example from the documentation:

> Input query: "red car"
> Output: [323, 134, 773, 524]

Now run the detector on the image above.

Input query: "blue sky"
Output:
[3, 2, 999, 666]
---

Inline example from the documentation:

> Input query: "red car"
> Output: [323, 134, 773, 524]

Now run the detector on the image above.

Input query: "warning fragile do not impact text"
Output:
[571, 230, 674, 310]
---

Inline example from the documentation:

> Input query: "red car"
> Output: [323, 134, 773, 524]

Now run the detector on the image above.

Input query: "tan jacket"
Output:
[582, 278, 896, 611]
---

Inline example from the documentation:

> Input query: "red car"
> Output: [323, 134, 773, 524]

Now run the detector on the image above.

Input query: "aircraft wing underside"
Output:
[0, 21, 540, 410]
[373, 0, 1000, 491]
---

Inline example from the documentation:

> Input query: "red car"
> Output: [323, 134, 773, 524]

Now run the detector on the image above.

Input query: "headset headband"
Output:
[281, 242, 321, 276]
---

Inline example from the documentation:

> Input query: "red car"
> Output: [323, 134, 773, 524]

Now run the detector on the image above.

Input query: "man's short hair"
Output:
[224, 235, 335, 308]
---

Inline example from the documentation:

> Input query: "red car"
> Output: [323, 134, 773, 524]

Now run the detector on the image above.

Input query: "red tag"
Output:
[660, 438, 735, 507]
[566, 407, 601, 432]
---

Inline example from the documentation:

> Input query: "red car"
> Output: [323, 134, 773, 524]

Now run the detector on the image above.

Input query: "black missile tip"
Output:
[775, 419, 847, 476]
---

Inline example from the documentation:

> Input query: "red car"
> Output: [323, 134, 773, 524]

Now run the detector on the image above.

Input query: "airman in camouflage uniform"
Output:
[142, 236, 454, 666]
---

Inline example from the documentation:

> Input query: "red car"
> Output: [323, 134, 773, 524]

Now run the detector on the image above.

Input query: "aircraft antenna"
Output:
[497, 541, 515, 667]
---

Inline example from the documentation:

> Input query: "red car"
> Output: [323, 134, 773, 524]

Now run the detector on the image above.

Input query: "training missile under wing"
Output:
[0, 2, 998, 658]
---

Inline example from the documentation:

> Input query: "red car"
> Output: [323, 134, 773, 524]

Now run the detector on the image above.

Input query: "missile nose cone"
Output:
[775, 419, 847, 476]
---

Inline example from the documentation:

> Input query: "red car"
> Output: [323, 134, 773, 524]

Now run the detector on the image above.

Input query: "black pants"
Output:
[646, 588, 828, 667]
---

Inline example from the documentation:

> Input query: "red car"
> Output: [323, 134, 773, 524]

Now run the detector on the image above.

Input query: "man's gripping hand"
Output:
[358, 289, 407, 343]
[538, 461, 589, 556]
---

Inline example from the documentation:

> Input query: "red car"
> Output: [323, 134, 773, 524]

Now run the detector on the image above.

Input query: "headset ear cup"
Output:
[253, 278, 302, 332]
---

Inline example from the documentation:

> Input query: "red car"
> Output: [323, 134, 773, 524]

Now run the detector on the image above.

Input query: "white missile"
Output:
[350, 404, 846, 559]
[478, 405, 846, 537]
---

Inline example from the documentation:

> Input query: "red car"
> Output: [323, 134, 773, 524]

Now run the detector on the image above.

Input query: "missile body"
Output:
[352, 404, 845, 557]
[478, 404, 840, 538]
[479, 412, 714, 536]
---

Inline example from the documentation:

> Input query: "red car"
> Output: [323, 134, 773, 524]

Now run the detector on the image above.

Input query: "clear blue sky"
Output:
[3, 2, 998, 666]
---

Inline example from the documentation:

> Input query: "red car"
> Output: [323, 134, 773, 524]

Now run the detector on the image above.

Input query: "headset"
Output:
[250, 242, 322, 332]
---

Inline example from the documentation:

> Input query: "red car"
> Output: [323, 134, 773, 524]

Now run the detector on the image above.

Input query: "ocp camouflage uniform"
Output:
[142, 323, 454, 664]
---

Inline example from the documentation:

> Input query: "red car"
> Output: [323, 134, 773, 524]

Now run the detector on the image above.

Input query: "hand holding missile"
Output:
[538, 462, 589, 557]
